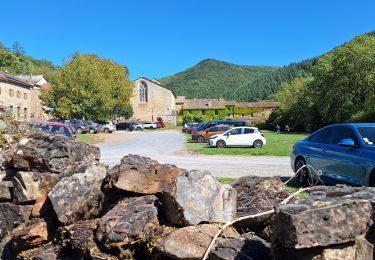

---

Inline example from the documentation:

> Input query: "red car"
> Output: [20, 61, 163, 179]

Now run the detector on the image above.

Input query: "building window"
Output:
[139, 81, 148, 103]
[9, 105, 13, 115]
[23, 108, 28, 119]
[215, 110, 219, 116]
[9, 89, 14, 97]
[24, 93, 28, 100]
[17, 107, 21, 120]
[17, 91, 21, 98]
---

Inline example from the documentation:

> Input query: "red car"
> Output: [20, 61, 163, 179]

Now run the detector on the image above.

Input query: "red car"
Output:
[157, 122, 166, 128]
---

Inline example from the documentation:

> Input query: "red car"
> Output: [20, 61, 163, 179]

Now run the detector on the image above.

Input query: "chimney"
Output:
[208, 100, 212, 107]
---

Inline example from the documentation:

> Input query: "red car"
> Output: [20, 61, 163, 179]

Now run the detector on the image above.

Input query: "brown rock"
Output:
[96, 195, 160, 249]
[156, 224, 238, 260]
[106, 154, 183, 194]
[16, 243, 58, 260]
[0, 181, 13, 202]
[31, 196, 52, 218]
[10, 219, 49, 251]
[232, 176, 290, 239]
[0, 203, 32, 240]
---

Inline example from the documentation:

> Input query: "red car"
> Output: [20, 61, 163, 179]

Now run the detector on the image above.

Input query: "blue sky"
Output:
[1, 0, 374, 79]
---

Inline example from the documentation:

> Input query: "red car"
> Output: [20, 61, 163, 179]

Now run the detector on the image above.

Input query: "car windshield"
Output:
[358, 127, 375, 145]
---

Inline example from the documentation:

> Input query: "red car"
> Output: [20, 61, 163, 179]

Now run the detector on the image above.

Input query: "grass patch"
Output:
[76, 134, 103, 144]
[217, 177, 237, 184]
[185, 130, 308, 156]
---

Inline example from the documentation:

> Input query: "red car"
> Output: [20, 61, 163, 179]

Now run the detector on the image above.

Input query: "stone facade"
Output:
[130, 77, 177, 125]
[0, 72, 48, 120]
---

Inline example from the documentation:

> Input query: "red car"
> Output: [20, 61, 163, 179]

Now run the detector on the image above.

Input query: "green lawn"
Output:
[186, 130, 308, 156]
[76, 134, 103, 144]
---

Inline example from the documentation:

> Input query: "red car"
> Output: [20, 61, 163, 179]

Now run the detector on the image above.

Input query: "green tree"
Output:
[42, 53, 134, 120]
[0, 49, 20, 72]
[11, 41, 25, 57]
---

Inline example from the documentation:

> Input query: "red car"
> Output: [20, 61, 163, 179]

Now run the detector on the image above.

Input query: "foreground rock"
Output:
[274, 185, 374, 249]
[0, 203, 32, 240]
[0, 181, 13, 202]
[232, 177, 289, 239]
[106, 154, 183, 194]
[96, 195, 159, 250]
[156, 224, 238, 260]
[48, 163, 107, 225]
[162, 170, 236, 226]
[8, 132, 100, 173]
[209, 232, 271, 260]
[12, 171, 58, 203]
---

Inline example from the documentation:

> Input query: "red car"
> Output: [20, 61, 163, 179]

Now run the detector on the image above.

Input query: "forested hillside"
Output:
[159, 59, 278, 100]
[160, 58, 316, 101]
[0, 41, 57, 79]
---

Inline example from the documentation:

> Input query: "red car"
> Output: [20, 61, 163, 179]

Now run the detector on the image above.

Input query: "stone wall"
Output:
[130, 78, 177, 125]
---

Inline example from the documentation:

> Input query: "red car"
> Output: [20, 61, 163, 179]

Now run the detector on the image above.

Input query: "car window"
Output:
[329, 126, 359, 146]
[208, 127, 219, 132]
[228, 128, 242, 135]
[357, 127, 375, 145]
[309, 127, 332, 144]
[244, 128, 254, 134]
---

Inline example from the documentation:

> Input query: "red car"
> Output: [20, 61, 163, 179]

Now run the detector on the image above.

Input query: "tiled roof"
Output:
[183, 99, 225, 109]
[0, 71, 37, 88]
[236, 102, 280, 108]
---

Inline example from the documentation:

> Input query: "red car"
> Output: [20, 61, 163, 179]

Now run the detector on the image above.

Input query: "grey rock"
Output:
[106, 154, 183, 194]
[232, 176, 290, 239]
[96, 195, 159, 249]
[156, 224, 238, 260]
[0, 203, 32, 240]
[275, 199, 372, 249]
[9, 132, 100, 173]
[162, 170, 237, 226]
[209, 233, 271, 260]
[48, 163, 107, 225]
[0, 181, 13, 202]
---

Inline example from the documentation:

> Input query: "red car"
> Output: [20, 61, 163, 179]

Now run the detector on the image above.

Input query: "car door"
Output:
[225, 128, 243, 146]
[319, 126, 366, 185]
[205, 127, 219, 140]
[242, 128, 255, 146]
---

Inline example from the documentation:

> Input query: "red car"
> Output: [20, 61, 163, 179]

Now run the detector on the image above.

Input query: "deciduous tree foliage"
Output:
[42, 53, 134, 120]
[268, 35, 375, 131]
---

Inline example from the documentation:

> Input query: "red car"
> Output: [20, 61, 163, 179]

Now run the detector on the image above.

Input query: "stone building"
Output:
[0, 72, 48, 120]
[130, 77, 177, 125]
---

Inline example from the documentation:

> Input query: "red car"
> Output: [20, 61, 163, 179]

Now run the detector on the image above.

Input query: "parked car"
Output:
[208, 127, 266, 148]
[142, 122, 157, 129]
[192, 120, 249, 139]
[86, 120, 99, 134]
[291, 123, 375, 186]
[157, 121, 166, 128]
[116, 122, 144, 131]
[97, 121, 116, 133]
[30, 121, 75, 139]
[48, 118, 76, 134]
[133, 122, 144, 130]
[64, 119, 89, 134]
[195, 125, 232, 143]
[182, 123, 199, 133]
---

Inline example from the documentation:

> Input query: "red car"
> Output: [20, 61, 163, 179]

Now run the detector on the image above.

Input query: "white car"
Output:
[142, 122, 157, 129]
[208, 127, 266, 148]
[100, 121, 116, 133]
[133, 122, 144, 130]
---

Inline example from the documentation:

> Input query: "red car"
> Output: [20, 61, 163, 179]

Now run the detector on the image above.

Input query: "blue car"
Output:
[291, 123, 375, 186]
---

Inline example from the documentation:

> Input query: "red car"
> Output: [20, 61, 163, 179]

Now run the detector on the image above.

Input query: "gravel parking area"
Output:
[97, 130, 294, 178]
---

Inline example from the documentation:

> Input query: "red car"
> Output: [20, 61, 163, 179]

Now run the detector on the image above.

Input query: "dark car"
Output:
[116, 122, 132, 131]
[192, 120, 249, 140]
[86, 120, 99, 134]
[182, 123, 199, 133]
[30, 121, 75, 139]
[291, 123, 375, 186]
[65, 119, 89, 134]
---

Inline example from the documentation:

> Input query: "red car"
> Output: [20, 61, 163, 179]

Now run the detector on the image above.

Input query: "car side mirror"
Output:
[338, 138, 355, 148]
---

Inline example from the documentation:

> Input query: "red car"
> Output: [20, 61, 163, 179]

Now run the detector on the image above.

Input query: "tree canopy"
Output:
[267, 34, 375, 131]
[41, 53, 134, 120]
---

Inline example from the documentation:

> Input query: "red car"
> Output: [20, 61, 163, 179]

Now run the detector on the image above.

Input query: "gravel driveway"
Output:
[97, 130, 294, 178]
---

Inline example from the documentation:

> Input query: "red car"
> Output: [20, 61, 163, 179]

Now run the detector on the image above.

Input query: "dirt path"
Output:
[96, 130, 294, 178]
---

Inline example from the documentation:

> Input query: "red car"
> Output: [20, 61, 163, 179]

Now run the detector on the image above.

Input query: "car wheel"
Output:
[197, 135, 205, 143]
[150, 126, 154, 129]
[104, 128, 109, 133]
[253, 139, 263, 148]
[295, 157, 309, 184]
[76, 128, 83, 134]
[216, 140, 226, 148]
[89, 129, 95, 134]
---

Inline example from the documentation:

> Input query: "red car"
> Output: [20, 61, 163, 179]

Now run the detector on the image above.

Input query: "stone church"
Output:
[130, 77, 177, 125]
